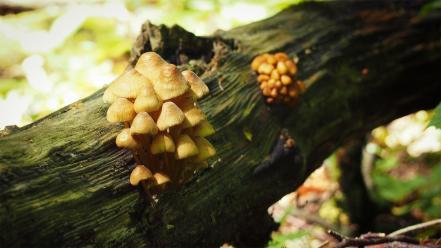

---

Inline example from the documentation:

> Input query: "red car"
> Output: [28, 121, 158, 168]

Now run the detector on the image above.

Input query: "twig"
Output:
[316, 240, 329, 248]
[328, 230, 422, 248]
[388, 219, 441, 237]
[335, 235, 419, 248]
[328, 230, 344, 242]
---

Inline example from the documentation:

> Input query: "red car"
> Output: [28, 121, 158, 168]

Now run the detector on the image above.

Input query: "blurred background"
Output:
[0, 0, 439, 247]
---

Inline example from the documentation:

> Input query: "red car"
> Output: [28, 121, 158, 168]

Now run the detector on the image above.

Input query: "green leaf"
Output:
[373, 175, 425, 202]
[420, 0, 441, 16]
[267, 230, 309, 248]
[428, 102, 441, 130]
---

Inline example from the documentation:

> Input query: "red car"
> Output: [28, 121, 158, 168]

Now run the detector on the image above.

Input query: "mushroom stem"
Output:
[141, 181, 156, 206]
[162, 153, 171, 179]
[124, 122, 143, 165]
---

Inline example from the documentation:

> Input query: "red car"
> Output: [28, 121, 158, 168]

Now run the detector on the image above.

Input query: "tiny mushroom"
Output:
[175, 134, 199, 159]
[182, 70, 209, 99]
[192, 120, 215, 137]
[135, 51, 167, 81]
[108, 69, 149, 99]
[133, 81, 162, 113]
[182, 105, 206, 128]
[106, 98, 136, 123]
[151, 64, 189, 100]
[150, 133, 176, 154]
[129, 165, 153, 186]
[116, 128, 139, 149]
[156, 102, 185, 131]
[103, 87, 119, 104]
[194, 137, 216, 161]
[153, 172, 171, 187]
[130, 112, 158, 136]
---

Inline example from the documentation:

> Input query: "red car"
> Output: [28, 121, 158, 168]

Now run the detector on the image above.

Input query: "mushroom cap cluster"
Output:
[103, 52, 216, 193]
[251, 52, 305, 105]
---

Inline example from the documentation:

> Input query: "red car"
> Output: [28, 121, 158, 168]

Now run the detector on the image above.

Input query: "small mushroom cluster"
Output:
[103, 52, 216, 195]
[251, 52, 305, 105]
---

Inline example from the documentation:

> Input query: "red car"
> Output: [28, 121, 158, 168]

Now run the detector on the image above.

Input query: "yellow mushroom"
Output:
[182, 105, 206, 128]
[258, 63, 274, 75]
[103, 87, 119, 104]
[156, 102, 185, 131]
[152, 64, 189, 100]
[108, 69, 149, 99]
[116, 128, 139, 149]
[193, 120, 215, 137]
[194, 137, 216, 161]
[182, 70, 209, 99]
[129, 165, 153, 186]
[277, 61, 288, 75]
[150, 133, 175, 154]
[130, 112, 158, 136]
[106, 98, 136, 123]
[153, 172, 171, 186]
[175, 134, 199, 160]
[134, 51, 167, 80]
[281, 75, 292, 85]
[133, 81, 162, 113]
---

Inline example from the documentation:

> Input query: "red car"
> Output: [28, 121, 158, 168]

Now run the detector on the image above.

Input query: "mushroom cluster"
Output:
[103, 52, 216, 195]
[251, 52, 305, 105]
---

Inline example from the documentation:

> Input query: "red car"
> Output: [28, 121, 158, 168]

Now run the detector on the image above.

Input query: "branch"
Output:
[330, 231, 420, 248]
[388, 219, 441, 237]
[329, 220, 441, 248]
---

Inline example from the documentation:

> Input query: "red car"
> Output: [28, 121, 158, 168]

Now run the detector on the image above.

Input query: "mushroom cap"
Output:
[106, 98, 136, 123]
[182, 105, 206, 128]
[103, 87, 118, 104]
[194, 137, 216, 161]
[152, 64, 189, 100]
[175, 134, 199, 160]
[193, 120, 215, 137]
[182, 70, 209, 99]
[150, 133, 175, 154]
[153, 172, 170, 185]
[129, 165, 153, 186]
[130, 112, 158, 135]
[156, 102, 185, 131]
[133, 81, 162, 113]
[108, 69, 149, 99]
[116, 128, 139, 149]
[134, 52, 167, 80]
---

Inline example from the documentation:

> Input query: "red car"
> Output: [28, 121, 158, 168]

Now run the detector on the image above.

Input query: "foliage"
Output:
[0, 0, 304, 129]
[370, 112, 441, 219]
[267, 230, 309, 248]
[428, 102, 441, 130]
[420, 0, 441, 16]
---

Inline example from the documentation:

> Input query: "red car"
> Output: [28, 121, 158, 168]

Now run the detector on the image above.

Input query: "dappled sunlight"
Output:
[0, 0, 295, 129]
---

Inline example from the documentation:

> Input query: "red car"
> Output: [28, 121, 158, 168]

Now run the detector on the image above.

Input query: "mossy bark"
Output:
[1, 1, 440, 247]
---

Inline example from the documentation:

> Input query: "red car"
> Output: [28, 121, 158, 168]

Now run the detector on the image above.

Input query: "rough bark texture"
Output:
[0, 1, 440, 247]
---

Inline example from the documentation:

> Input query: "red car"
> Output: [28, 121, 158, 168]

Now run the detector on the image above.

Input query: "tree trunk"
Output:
[0, 1, 439, 247]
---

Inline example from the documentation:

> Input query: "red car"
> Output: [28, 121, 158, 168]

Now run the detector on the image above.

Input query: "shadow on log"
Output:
[0, 1, 440, 247]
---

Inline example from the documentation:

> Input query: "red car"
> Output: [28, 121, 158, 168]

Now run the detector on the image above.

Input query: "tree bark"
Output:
[0, 1, 439, 247]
